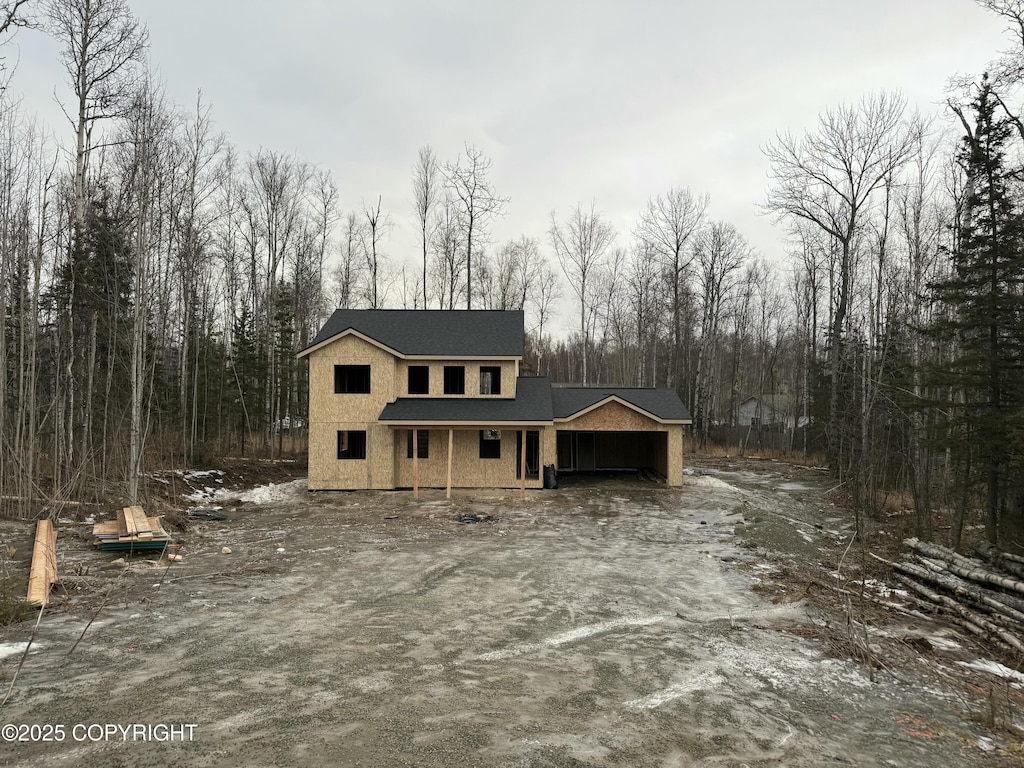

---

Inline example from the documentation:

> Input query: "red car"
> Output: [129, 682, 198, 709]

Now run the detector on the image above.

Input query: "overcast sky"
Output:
[7, 0, 1014, 302]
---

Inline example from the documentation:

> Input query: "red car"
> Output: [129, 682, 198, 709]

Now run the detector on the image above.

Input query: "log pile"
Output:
[876, 537, 1024, 654]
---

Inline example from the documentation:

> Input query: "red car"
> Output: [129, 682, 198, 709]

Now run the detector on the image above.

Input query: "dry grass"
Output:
[692, 440, 828, 467]
[874, 489, 916, 516]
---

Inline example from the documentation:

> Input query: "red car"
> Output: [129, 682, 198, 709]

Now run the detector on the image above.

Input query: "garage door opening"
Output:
[556, 431, 668, 480]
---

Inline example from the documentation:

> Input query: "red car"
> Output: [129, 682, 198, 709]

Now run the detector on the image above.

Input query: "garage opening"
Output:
[556, 431, 668, 479]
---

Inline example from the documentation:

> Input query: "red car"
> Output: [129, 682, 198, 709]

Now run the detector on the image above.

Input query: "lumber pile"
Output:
[92, 506, 170, 552]
[26, 519, 58, 607]
[876, 537, 1024, 653]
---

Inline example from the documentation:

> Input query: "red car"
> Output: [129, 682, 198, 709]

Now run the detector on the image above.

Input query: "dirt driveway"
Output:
[0, 461, 1010, 767]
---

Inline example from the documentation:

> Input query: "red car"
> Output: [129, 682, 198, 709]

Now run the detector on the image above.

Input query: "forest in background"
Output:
[0, 0, 1022, 548]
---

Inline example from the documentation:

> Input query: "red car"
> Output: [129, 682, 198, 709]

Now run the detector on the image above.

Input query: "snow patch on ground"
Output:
[622, 634, 874, 710]
[0, 642, 43, 661]
[476, 615, 668, 661]
[179, 469, 223, 481]
[183, 486, 219, 502]
[926, 636, 962, 652]
[957, 659, 1024, 688]
[237, 479, 308, 504]
[778, 481, 814, 491]
[187, 478, 308, 505]
[686, 475, 739, 491]
[625, 670, 726, 708]
[827, 575, 909, 599]
[188, 481, 305, 505]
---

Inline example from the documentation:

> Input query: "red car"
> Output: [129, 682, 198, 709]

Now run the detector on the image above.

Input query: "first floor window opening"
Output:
[407, 429, 429, 459]
[516, 430, 541, 479]
[337, 430, 367, 459]
[479, 429, 501, 459]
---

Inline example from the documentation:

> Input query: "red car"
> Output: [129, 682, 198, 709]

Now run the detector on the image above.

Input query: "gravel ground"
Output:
[0, 460, 1015, 767]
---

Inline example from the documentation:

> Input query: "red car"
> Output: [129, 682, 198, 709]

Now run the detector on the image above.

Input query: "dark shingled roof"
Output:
[551, 386, 691, 422]
[303, 309, 524, 357]
[379, 377, 553, 423]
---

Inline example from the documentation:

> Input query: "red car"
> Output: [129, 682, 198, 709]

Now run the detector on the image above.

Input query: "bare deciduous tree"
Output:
[479, 235, 542, 311]
[47, 0, 147, 233]
[549, 201, 615, 384]
[0, 0, 36, 89]
[430, 196, 466, 310]
[335, 210, 363, 309]
[763, 91, 917, 464]
[527, 261, 561, 343]
[45, 0, 147, 496]
[693, 221, 750, 446]
[634, 186, 708, 388]
[361, 195, 391, 309]
[443, 144, 507, 309]
[412, 144, 438, 308]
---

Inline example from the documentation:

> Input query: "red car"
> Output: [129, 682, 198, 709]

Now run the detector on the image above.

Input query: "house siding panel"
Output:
[561, 400, 666, 432]
[307, 335, 397, 490]
[392, 427, 547, 489]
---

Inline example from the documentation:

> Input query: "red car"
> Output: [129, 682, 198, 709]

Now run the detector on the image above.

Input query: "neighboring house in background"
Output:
[297, 309, 691, 492]
[736, 395, 802, 430]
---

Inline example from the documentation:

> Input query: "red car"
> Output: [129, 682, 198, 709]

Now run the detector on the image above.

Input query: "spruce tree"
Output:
[931, 76, 1024, 544]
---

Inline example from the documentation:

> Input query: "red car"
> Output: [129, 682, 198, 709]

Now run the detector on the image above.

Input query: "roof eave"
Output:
[297, 328, 522, 361]
[382, 420, 552, 427]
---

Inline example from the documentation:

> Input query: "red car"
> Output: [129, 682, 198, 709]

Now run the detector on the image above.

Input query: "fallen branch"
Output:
[901, 558, 1024, 625]
[64, 586, 115, 662]
[905, 538, 985, 572]
[812, 578, 936, 622]
[903, 539, 1024, 597]
[893, 574, 1024, 653]
[973, 539, 1024, 580]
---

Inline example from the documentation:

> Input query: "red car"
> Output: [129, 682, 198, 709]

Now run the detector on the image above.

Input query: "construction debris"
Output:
[188, 507, 228, 521]
[26, 520, 58, 606]
[92, 506, 171, 552]
[455, 513, 497, 524]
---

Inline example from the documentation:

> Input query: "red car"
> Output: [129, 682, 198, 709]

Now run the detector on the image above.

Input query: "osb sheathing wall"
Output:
[307, 334, 398, 490]
[666, 427, 683, 486]
[395, 359, 518, 398]
[309, 422, 395, 490]
[562, 400, 666, 432]
[393, 427, 548, 489]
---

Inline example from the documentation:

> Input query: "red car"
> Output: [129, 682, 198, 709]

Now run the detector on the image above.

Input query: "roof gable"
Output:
[299, 309, 524, 358]
[551, 387, 691, 423]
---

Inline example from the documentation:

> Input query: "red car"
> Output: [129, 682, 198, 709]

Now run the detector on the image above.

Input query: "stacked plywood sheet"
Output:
[92, 506, 170, 552]
[26, 519, 58, 607]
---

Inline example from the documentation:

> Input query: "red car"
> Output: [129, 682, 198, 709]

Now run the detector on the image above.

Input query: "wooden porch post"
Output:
[446, 428, 454, 499]
[412, 428, 419, 499]
[520, 428, 527, 499]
